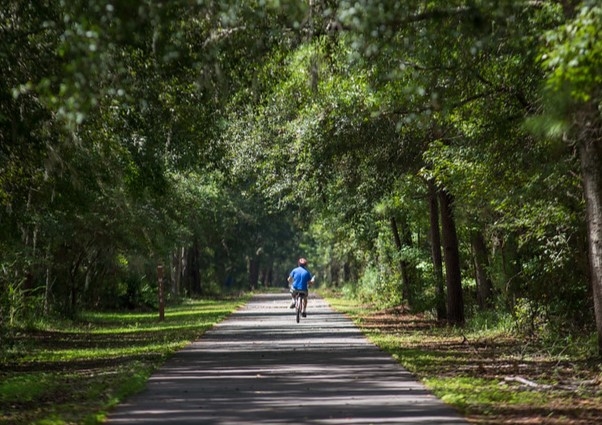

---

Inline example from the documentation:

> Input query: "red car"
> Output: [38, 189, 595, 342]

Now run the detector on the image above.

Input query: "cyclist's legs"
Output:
[291, 289, 304, 297]
[291, 290, 308, 312]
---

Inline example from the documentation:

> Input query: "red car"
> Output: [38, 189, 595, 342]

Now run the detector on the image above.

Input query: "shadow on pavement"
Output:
[106, 293, 468, 425]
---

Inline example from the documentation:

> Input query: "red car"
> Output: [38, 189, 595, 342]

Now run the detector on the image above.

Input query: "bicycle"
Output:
[292, 290, 307, 323]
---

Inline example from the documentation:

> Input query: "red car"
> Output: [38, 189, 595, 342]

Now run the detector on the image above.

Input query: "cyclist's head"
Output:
[298, 258, 308, 267]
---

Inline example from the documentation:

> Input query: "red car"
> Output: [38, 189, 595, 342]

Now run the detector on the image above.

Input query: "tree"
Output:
[539, 1, 602, 352]
[2, 0, 600, 352]
[0, 0, 312, 321]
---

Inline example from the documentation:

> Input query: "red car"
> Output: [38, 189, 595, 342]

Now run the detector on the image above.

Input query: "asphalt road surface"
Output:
[105, 292, 469, 424]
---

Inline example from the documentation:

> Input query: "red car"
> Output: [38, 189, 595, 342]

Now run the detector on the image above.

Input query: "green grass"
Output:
[320, 289, 602, 424]
[0, 295, 251, 425]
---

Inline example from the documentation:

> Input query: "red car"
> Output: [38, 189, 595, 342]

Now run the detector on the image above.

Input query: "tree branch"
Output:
[387, 88, 506, 118]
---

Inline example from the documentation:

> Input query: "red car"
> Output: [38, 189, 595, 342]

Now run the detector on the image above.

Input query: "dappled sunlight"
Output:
[107, 293, 468, 424]
[0, 297, 246, 424]
[338, 301, 602, 425]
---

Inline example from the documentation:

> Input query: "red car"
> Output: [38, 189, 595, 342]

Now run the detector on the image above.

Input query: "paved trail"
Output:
[106, 293, 469, 424]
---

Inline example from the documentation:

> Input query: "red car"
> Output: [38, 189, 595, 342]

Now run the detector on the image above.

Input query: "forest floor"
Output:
[2, 291, 601, 424]
[323, 294, 602, 425]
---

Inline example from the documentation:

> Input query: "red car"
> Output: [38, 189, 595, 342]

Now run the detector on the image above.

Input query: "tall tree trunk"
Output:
[173, 247, 183, 296]
[390, 216, 412, 306]
[330, 258, 340, 287]
[344, 261, 351, 283]
[438, 188, 464, 325]
[471, 230, 494, 309]
[577, 106, 602, 354]
[67, 250, 85, 317]
[400, 215, 414, 301]
[266, 266, 273, 287]
[186, 241, 201, 295]
[428, 179, 446, 320]
[249, 256, 260, 290]
[259, 258, 273, 287]
[44, 263, 53, 315]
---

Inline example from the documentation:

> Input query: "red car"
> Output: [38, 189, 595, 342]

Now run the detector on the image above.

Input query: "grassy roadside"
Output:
[320, 290, 602, 425]
[0, 294, 251, 425]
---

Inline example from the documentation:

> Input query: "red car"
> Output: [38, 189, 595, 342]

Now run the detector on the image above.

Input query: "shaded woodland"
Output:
[1, 1, 602, 353]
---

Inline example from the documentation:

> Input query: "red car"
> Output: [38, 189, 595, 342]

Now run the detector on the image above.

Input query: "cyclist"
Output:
[288, 257, 314, 317]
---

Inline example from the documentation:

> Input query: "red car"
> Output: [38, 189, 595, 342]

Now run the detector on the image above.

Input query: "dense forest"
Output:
[1, 1, 602, 352]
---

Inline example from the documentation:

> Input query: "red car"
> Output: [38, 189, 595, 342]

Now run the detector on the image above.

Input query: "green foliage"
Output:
[1, 0, 601, 364]
[0, 0, 310, 324]
[464, 308, 515, 337]
[429, 376, 547, 412]
[542, 2, 602, 104]
[354, 265, 402, 308]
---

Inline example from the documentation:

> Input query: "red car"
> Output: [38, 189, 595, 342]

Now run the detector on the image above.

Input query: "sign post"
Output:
[157, 265, 165, 321]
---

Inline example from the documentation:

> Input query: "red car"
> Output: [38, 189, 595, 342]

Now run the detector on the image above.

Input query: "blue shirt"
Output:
[289, 266, 312, 291]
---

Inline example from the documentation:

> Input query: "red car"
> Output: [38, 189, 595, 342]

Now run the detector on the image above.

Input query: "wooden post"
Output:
[157, 265, 165, 321]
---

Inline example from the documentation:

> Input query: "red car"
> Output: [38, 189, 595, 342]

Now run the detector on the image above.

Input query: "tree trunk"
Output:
[344, 261, 351, 283]
[174, 247, 184, 296]
[67, 249, 85, 317]
[390, 216, 412, 306]
[439, 188, 464, 325]
[44, 264, 52, 315]
[428, 179, 446, 320]
[266, 266, 273, 287]
[471, 230, 494, 309]
[248, 257, 259, 290]
[185, 241, 201, 296]
[577, 107, 602, 354]
[400, 215, 414, 301]
[330, 258, 340, 287]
